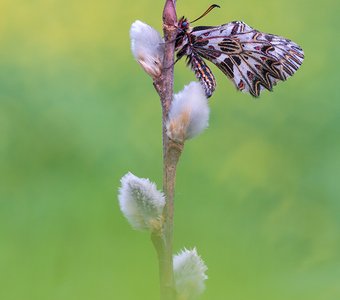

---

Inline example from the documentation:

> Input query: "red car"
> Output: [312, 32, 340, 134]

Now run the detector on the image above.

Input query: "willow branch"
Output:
[151, 1, 184, 300]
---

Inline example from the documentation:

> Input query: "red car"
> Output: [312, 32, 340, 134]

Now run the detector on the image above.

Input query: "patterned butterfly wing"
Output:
[191, 21, 304, 97]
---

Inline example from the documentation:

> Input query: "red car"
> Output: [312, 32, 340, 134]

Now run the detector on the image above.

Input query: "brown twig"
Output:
[151, 1, 184, 299]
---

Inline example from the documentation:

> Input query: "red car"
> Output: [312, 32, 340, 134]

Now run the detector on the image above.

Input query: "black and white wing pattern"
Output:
[190, 21, 304, 97]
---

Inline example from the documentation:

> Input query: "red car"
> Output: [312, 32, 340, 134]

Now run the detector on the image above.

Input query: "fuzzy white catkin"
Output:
[118, 172, 165, 232]
[130, 20, 164, 78]
[166, 82, 210, 143]
[173, 248, 208, 300]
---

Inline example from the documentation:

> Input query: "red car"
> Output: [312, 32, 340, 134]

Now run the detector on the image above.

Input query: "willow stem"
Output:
[151, 1, 183, 300]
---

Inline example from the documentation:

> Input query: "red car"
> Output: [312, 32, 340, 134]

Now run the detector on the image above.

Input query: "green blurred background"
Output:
[1, 0, 339, 299]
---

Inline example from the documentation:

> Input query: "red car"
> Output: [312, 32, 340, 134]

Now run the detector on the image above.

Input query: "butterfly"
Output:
[175, 4, 304, 97]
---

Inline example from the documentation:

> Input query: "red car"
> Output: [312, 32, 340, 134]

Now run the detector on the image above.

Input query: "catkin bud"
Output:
[173, 248, 208, 300]
[118, 172, 165, 232]
[166, 82, 210, 143]
[130, 20, 164, 78]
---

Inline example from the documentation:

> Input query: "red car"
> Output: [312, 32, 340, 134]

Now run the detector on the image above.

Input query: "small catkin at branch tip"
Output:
[166, 82, 210, 143]
[130, 20, 164, 78]
[118, 172, 165, 232]
[173, 248, 208, 300]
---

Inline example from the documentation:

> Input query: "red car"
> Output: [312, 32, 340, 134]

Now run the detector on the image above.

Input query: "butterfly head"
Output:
[175, 5, 220, 50]
[175, 17, 191, 50]
[178, 17, 190, 32]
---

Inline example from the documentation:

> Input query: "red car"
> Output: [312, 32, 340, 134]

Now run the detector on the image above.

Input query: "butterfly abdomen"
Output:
[189, 54, 216, 98]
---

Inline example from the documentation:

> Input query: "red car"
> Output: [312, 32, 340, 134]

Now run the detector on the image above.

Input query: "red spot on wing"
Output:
[238, 80, 245, 90]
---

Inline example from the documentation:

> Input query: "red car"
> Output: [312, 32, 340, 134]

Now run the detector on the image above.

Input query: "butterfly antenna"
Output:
[191, 4, 220, 23]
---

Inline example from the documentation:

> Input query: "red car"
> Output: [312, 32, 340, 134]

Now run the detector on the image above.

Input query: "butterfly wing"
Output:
[191, 21, 304, 97]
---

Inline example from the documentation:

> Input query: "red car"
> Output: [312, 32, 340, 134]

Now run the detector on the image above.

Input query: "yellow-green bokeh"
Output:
[1, 0, 339, 299]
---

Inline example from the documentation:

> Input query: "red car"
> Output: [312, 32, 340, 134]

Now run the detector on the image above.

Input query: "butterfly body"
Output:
[175, 16, 304, 97]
